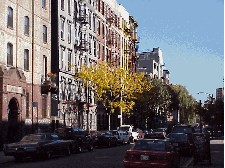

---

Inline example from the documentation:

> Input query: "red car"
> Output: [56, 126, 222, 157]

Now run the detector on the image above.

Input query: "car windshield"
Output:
[167, 134, 187, 141]
[133, 140, 166, 151]
[120, 127, 129, 132]
[21, 134, 46, 141]
[173, 127, 192, 133]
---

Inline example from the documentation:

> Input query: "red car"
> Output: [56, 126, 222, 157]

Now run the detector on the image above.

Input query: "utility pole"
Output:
[199, 100, 202, 132]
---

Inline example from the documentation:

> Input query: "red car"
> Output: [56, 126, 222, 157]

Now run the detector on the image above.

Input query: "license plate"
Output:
[173, 143, 178, 146]
[140, 155, 149, 160]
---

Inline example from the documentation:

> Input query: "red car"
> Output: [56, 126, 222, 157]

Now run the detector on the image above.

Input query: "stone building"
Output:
[0, 0, 53, 148]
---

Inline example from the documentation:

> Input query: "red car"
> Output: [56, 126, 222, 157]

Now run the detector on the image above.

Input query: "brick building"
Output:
[0, 0, 53, 148]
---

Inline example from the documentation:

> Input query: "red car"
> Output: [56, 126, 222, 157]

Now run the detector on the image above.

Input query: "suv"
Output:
[55, 127, 93, 153]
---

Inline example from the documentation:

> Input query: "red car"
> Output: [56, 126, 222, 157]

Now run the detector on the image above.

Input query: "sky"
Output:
[117, 0, 224, 103]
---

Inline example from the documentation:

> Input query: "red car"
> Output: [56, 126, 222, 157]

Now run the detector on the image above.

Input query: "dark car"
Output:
[167, 133, 194, 155]
[123, 139, 180, 168]
[171, 125, 196, 134]
[3, 133, 73, 162]
[145, 128, 166, 139]
[92, 131, 117, 148]
[54, 127, 93, 153]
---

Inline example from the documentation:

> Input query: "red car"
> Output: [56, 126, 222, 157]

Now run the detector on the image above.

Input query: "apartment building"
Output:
[0, 0, 53, 147]
[216, 88, 224, 101]
[137, 48, 164, 79]
[51, 0, 139, 131]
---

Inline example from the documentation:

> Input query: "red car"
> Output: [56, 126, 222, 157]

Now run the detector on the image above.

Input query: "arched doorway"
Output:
[7, 97, 20, 143]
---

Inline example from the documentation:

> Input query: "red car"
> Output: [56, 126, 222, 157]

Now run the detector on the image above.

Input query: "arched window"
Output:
[7, 7, 13, 28]
[7, 43, 13, 66]
[24, 16, 29, 35]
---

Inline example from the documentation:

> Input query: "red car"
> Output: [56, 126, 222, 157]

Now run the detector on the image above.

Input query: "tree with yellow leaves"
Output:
[75, 62, 147, 117]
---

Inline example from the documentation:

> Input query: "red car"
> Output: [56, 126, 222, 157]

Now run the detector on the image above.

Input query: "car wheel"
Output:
[88, 144, 94, 151]
[45, 151, 51, 159]
[107, 141, 111, 148]
[65, 147, 71, 156]
[122, 140, 125, 145]
[77, 145, 82, 153]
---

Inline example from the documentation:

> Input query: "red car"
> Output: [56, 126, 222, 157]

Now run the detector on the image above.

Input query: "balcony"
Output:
[41, 75, 58, 94]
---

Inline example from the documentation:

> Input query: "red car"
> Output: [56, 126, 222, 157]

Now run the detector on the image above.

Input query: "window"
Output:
[61, 18, 65, 39]
[7, 7, 13, 28]
[43, 25, 47, 42]
[60, 47, 65, 69]
[68, 51, 71, 71]
[26, 93, 29, 118]
[42, 0, 46, 8]
[61, 0, 64, 10]
[93, 15, 95, 32]
[98, 43, 100, 59]
[68, 0, 71, 15]
[42, 95, 47, 118]
[102, 1, 104, 15]
[7, 43, 13, 66]
[102, 23, 104, 38]
[97, 20, 100, 35]
[102, 45, 104, 61]
[24, 49, 29, 70]
[94, 41, 96, 57]
[68, 23, 71, 43]
[24, 16, 29, 35]
[43, 55, 47, 80]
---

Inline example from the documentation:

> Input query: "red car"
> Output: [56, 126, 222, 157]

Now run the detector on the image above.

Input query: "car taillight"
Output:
[103, 137, 107, 140]
[124, 153, 134, 160]
[184, 142, 189, 146]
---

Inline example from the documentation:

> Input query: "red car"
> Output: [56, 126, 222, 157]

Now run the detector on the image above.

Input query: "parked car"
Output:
[136, 129, 145, 139]
[119, 125, 139, 142]
[146, 128, 167, 139]
[123, 139, 180, 168]
[3, 133, 73, 162]
[111, 130, 130, 145]
[167, 133, 194, 155]
[171, 125, 196, 134]
[92, 131, 117, 148]
[55, 127, 93, 153]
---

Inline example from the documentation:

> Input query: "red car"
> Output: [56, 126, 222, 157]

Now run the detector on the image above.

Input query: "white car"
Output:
[111, 130, 130, 145]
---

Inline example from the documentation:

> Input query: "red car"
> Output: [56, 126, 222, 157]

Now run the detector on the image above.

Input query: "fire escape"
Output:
[106, 15, 118, 66]
[74, 0, 89, 67]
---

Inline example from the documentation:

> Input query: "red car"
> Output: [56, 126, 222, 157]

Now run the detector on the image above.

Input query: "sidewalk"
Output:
[187, 136, 224, 168]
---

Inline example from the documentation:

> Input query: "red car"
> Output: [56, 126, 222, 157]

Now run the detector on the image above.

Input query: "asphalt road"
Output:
[1, 142, 195, 168]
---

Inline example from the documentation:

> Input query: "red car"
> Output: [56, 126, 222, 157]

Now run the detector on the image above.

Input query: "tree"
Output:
[171, 85, 197, 125]
[131, 76, 172, 129]
[75, 62, 147, 115]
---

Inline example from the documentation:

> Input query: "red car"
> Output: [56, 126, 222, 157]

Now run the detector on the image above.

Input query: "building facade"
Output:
[215, 88, 224, 101]
[0, 0, 53, 148]
[51, 0, 139, 131]
[137, 48, 164, 79]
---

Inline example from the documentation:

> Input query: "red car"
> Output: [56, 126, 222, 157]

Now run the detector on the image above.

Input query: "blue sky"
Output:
[117, 0, 224, 103]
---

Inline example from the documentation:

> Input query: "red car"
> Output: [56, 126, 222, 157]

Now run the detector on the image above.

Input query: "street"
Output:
[0, 141, 211, 168]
